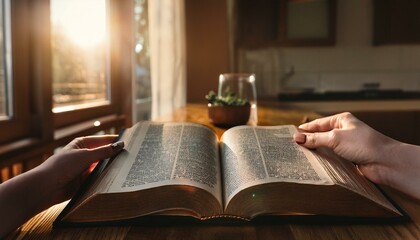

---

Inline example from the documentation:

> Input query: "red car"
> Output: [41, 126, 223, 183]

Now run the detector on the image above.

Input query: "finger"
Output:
[80, 135, 119, 148]
[69, 135, 119, 149]
[293, 132, 306, 144]
[298, 132, 333, 149]
[298, 113, 348, 132]
[77, 141, 125, 166]
[85, 141, 124, 166]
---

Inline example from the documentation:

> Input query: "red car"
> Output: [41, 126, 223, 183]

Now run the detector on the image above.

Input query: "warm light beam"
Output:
[51, 0, 107, 48]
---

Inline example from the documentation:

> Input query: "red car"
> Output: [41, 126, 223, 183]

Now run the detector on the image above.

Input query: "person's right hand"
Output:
[293, 112, 399, 185]
[293, 112, 420, 200]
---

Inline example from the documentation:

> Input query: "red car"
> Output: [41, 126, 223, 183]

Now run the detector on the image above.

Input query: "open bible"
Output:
[55, 122, 403, 226]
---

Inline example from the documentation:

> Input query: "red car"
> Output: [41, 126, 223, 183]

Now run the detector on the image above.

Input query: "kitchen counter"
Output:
[262, 99, 420, 114]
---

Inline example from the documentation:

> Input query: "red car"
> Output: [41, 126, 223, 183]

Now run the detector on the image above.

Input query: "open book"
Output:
[55, 122, 403, 226]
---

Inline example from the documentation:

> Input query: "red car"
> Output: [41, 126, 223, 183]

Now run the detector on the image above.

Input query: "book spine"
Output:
[200, 215, 250, 221]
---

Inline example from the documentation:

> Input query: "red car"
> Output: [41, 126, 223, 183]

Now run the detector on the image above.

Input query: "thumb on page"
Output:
[294, 132, 332, 149]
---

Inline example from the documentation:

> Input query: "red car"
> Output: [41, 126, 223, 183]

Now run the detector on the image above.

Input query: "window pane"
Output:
[134, 0, 151, 100]
[0, 0, 11, 119]
[133, 0, 152, 121]
[0, 1, 5, 117]
[51, 0, 110, 113]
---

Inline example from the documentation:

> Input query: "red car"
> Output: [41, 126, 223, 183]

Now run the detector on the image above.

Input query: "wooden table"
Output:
[7, 104, 420, 239]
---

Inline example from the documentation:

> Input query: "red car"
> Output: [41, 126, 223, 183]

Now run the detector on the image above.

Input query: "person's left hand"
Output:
[0, 135, 125, 237]
[39, 135, 124, 206]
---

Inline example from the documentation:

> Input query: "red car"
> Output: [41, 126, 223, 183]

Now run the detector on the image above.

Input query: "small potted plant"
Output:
[205, 90, 251, 127]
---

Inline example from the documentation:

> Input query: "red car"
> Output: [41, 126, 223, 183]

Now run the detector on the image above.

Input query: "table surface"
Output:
[6, 104, 420, 240]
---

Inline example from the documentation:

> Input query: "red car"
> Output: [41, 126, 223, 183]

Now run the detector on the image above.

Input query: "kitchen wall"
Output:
[238, 0, 420, 98]
[185, 0, 230, 103]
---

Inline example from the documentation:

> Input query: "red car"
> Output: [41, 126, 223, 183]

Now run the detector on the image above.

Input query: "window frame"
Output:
[0, 0, 32, 145]
[0, 0, 133, 174]
[52, 0, 122, 129]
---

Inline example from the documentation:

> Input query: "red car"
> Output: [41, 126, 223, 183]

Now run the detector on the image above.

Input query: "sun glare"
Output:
[51, 0, 107, 48]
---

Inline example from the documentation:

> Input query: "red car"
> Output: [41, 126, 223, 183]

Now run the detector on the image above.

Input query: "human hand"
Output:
[39, 135, 124, 206]
[0, 135, 125, 237]
[293, 112, 399, 185]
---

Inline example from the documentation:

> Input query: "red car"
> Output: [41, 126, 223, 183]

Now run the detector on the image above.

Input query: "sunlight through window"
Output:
[51, 0, 110, 113]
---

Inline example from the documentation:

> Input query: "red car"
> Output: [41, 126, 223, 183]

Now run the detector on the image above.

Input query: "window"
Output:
[0, 0, 135, 181]
[0, 0, 8, 118]
[0, 0, 32, 145]
[50, 0, 123, 128]
[133, 0, 152, 121]
[51, 0, 110, 113]
[0, 79, 5, 117]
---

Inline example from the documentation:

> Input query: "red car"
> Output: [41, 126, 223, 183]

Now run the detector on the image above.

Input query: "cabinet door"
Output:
[374, 0, 420, 45]
[235, 0, 336, 48]
[353, 111, 419, 145]
[278, 0, 336, 46]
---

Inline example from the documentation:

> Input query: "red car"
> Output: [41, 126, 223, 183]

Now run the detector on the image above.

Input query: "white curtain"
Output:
[149, 0, 186, 119]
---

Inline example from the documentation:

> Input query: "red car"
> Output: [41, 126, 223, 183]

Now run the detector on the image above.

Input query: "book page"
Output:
[221, 125, 333, 205]
[97, 122, 222, 204]
[314, 148, 400, 213]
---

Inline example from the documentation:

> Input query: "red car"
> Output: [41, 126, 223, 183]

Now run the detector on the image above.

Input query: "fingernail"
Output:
[294, 133, 306, 144]
[111, 141, 124, 152]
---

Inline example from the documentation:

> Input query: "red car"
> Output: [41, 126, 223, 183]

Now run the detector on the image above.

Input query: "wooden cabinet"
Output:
[235, 0, 337, 49]
[352, 111, 420, 145]
[374, 0, 420, 45]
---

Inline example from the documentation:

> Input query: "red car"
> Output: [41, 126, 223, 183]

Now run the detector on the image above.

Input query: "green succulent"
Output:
[205, 90, 250, 106]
